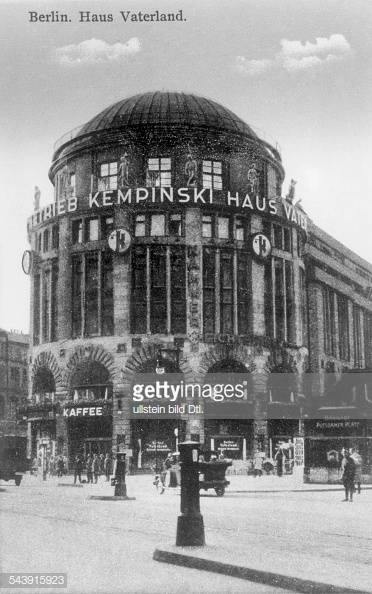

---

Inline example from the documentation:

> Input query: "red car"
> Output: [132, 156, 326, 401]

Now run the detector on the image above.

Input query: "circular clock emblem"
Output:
[21, 250, 32, 275]
[108, 229, 132, 254]
[251, 233, 271, 260]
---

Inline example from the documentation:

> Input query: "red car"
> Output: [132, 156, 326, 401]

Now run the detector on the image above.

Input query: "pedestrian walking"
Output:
[93, 454, 100, 483]
[99, 453, 105, 476]
[350, 448, 363, 494]
[74, 455, 83, 484]
[57, 455, 64, 477]
[253, 448, 265, 477]
[104, 453, 112, 482]
[86, 455, 93, 484]
[274, 447, 284, 477]
[341, 449, 356, 502]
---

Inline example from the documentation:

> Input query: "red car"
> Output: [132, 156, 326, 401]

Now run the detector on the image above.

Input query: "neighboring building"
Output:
[22, 91, 372, 479]
[0, 330, 29, 437]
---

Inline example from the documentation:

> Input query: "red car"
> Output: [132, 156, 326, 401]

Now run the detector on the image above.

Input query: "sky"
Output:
[0, 0, 371, 333]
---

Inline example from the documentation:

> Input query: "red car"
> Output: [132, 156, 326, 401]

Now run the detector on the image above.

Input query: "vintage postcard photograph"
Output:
[0, 1, 371, 593]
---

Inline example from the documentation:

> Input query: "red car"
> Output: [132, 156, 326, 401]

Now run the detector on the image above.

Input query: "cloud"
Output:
[54, 37, 141, 65]
[235, 34, 351, 76]
[235, 56, 272, 76]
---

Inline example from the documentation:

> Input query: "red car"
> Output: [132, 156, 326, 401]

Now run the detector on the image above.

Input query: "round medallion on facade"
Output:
[108, 229, 132, 254]
[21, 250, 32, 275]
[251, 233, 271, 261]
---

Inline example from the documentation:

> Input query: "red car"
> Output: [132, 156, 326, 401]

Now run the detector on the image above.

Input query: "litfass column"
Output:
[176, 441, 205, 547]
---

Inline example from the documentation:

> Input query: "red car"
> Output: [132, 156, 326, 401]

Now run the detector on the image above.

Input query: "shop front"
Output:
[204, 419, 254, 460]
[64, 402, 112, 463]
[131, 419, 186, 471]
[304, 418, 372, 483]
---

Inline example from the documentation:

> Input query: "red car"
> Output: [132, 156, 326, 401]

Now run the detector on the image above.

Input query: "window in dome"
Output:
[98, 162, 118, 191]
[217, 217, 230, 239]
[147, 157, 171, 187]
[234, 217, 246, 241]
[202, 160, 222, 190]
[169, 213, 182, 236]
[72, 219, 83, 244]
[202, 215, 213, 238]
[85, 218, 99, 242]
[135, 214, 146, 237]
[150, 214, 165, 236]
[101, 216, 114, 239]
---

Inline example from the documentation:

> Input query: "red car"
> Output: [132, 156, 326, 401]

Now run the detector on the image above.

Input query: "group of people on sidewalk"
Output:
[340, 447, 363, 502]
[73, 453, 113, 485]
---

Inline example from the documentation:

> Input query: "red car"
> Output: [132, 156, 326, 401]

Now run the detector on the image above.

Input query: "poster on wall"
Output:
[1, 1, 371, 593]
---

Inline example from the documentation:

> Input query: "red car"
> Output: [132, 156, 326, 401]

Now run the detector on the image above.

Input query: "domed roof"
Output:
[78, 91, 258, 138]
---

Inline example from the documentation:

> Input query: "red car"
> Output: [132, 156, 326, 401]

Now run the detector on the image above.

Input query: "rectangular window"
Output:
[338, 295, 349, 361]
[38, 234, 42, 252]
[150, 214, 165, 236]
[52, 225, 59, 250]
[33, 274, 40, 345]
[285, 260, 295, 342]
[85, 253, 99, 336]
[71, 256, 82, 338]
[101, 216, 114, 239]
[131, 246, 147, 333]
[85, 218, 99, 242]
[98, 162, 118, 190]
[51, 263, 58, 342]
[42, 270, 50, 342]
[171, 247, 186, 333]
[151, 247, 167, 333]
[102, 251, 113, 336]
[299, 268, 308, 348]
[203, 248, 215, 334]
[202, 215, 213, 238]
[353, 305, 363, 367]
[237, 252, 250, 334]
[43, 229, 49, 253]
[72, 219, 83, 244]
[273, 225, 282, 250]
[69, 173, 76, 196]
[220, 251, 233, 334]
[283, 228, 292, 253]
[169, 214, 182, 236]
[364, 312, 372, 368]
[202, 160, 222, 190]
[217, 217, 229, 239]
[274, 259, 285, 342]
[323, 287, 336, 356]
[135, 214, 146, 237]
[234, 217, 245, 241]
[147, 158, 171, 187]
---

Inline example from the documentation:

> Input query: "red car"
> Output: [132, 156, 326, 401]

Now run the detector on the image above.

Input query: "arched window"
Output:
[70, 360, 112, 402]
[32, 367, 56, 404]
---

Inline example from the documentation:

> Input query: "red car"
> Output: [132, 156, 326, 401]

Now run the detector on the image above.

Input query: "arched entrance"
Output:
[31, 367, 57, 460]
[267, 365, 299, 469]
[130, 354, 186, 472]
[203, 359, 253, 462]
[66, 360, 113, 463]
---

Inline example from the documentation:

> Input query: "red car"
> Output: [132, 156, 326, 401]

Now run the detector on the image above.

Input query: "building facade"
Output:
[23, 92, 372, 478]
[0, 330, 29, 438]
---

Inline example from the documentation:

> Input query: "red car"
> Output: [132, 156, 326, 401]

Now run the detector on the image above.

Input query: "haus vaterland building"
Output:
[22, 92, 372, 481]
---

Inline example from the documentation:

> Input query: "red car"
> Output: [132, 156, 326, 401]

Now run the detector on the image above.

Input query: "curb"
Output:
[57, 483, 84, 488]
[88, 495, 136, 501]
[230, 486, 372, 494]
[153, 549, 368, 594]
